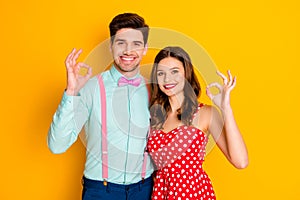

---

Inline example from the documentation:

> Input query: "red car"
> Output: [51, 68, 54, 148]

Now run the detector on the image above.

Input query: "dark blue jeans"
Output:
[82, 176, 153, 200]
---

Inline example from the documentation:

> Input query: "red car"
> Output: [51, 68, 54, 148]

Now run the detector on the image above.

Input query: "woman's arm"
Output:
[206, 70, 248, 169]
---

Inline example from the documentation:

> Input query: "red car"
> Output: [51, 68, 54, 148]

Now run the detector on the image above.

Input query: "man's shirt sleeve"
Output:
[47, 91, 89, 154]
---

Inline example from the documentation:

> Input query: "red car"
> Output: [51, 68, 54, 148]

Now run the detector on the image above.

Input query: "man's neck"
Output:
[113, 64, 140, 78]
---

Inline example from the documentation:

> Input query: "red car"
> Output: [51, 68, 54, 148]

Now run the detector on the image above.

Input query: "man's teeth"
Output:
[122, 57, 134, 61]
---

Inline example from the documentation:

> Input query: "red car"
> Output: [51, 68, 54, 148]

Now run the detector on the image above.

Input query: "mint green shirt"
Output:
[48, 66, 154, 184]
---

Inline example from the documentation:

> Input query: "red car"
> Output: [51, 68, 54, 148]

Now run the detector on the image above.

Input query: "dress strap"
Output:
[191, 103, 204, 120]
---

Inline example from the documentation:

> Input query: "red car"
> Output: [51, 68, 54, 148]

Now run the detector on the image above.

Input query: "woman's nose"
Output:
[164, 73, 171, 82]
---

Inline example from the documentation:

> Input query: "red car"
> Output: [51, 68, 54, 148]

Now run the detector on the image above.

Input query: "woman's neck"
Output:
[168, 94, 184, 113]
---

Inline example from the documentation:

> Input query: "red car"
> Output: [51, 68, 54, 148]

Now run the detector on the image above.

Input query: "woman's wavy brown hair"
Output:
[150, 46, 201, 129]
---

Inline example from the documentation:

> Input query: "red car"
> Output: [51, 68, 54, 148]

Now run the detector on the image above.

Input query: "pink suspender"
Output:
[141, 151, 148, 181]
[97, 75, 149, 186]
[141, 79, 151, 182]
[98, 75, 108, 186]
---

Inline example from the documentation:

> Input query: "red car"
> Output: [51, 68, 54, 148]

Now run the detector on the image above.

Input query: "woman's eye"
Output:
[171, 70, 179, 74]
[157, 72, 164, 76]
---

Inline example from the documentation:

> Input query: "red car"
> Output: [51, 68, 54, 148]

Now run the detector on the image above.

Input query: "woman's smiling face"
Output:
[156, 57, 185, 97]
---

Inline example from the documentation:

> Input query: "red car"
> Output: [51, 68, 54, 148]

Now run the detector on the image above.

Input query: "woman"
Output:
[147, 46, 248, 200]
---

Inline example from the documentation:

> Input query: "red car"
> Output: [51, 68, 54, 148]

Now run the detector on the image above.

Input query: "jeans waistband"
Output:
[82, 176, 153, 190]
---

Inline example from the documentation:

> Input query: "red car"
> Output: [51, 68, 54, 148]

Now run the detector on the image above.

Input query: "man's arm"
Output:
[47, 92, 86, 153]
[47, 48, 92, 153]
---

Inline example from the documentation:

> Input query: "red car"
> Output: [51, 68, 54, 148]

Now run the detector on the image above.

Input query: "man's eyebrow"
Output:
[114, 38, 126, 42]
[133, 41, 143, 44]
[114, 38, 144, 44]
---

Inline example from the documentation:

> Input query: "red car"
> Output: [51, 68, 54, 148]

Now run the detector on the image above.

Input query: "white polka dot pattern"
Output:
[147, 104, 216, 200]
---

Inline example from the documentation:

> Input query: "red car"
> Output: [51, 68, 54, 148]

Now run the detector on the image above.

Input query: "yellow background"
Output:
[1, 0, 299, 199]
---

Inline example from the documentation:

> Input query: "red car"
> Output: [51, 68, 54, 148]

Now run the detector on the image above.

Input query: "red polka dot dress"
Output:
[147, 104, 216, 200]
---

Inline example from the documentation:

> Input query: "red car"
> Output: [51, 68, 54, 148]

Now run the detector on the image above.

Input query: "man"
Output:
[48, 13, 154, 200]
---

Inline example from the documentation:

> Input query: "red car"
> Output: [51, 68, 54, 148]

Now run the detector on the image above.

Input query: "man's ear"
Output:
[109, 40, 112, 53]
[143, 43, 148, 55]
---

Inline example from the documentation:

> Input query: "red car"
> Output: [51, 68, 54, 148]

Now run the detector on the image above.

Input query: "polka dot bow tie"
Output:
[118, 76, 142, 87]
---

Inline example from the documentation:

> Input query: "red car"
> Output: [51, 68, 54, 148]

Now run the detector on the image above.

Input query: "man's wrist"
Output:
[65, 88, 77, 96]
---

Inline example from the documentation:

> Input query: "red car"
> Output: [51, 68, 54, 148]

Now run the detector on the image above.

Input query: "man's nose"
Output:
[123, 44, 134, 54]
